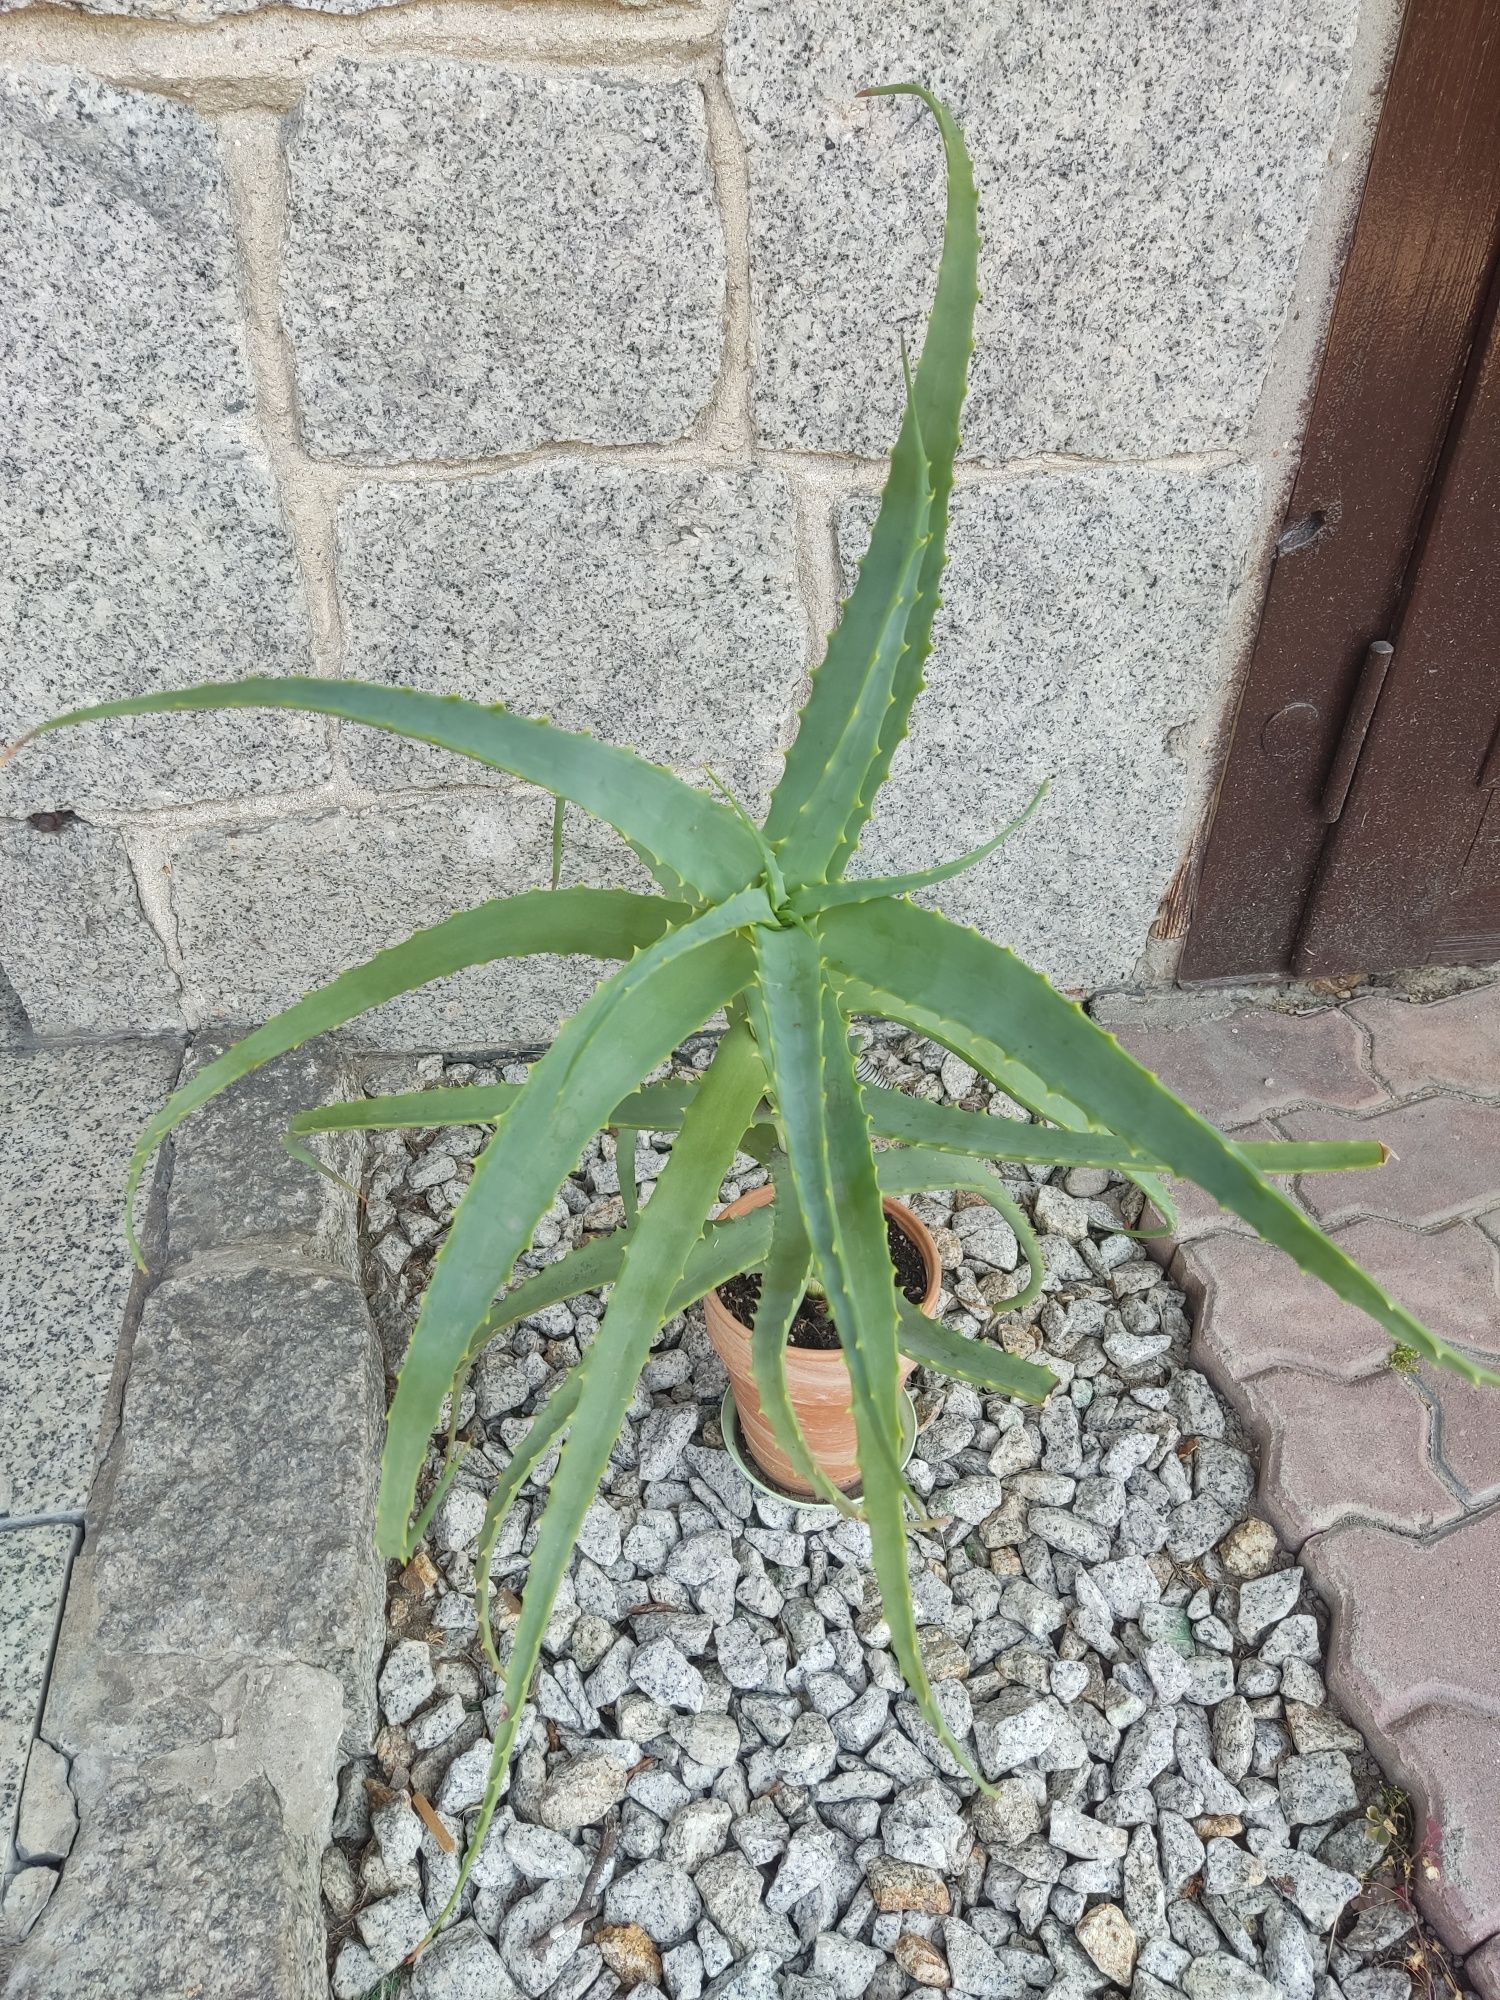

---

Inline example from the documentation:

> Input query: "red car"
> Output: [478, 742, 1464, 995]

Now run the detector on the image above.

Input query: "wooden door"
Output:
[1180, 0, 1500, 982]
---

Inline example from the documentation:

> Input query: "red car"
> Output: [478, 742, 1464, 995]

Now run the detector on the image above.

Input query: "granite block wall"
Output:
[0, 0, 1401, 1044]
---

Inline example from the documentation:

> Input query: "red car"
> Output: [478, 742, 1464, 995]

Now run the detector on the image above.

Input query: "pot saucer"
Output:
[718, 1386, 918, 1512]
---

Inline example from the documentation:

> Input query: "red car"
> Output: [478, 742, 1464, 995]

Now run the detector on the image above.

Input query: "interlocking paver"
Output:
[1284, 1098, 1500, 1229]
[1423, 1365, 1500, 1503]
[1115, 1005, 1387, 1126]
[1188, 1233, 1390, 1383]
[1304, 1513, 1500, 1736]
[1383, 1703, 1500, 1955]
[1349, 984, 1500, 1100]
[1233, 1368, 1461, 1544]
[1146, 1119, 1282, 1245]
[1467, 1928, 1500, 2000]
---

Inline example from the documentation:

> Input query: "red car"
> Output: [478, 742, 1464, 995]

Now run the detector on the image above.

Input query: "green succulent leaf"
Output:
[896, 1294, 1055, 1402]
[379, 897, 768, 1558]
[446, 1022, 766, 1929]
[798, 776, 1050, 913]
[115, 888, 683, 1265]
[829, 84, 981, 877]
[875, 1145, 1047, 1318]
[7, 678, 762, 902]
[823, 899, 1500, 1387]
[472, 1377, 582, 1678]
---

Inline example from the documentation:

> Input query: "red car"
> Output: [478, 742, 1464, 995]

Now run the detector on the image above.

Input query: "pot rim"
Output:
[706, 1184, 942, 1362]
[719, 1385, 918, 1507]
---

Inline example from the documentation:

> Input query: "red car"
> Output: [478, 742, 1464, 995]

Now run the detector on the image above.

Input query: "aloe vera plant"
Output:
[8, 83, 1496, 1936]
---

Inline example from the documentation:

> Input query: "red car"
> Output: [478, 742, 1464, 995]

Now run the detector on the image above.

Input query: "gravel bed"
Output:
[326, 1026, 1455, 2000]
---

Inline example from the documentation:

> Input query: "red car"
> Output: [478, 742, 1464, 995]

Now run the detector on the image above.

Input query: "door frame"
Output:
[1179, 0, 1500, 984]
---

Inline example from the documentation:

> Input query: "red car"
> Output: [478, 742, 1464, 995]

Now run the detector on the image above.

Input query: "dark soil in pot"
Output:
[716, 1215, 930, 1348]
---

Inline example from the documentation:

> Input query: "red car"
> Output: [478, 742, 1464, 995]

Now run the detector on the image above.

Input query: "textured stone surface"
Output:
[165, 1042, 358, 1273]
[285, 63, 724, 459]
[0, 820, 181, 1036]
[0, 1042, 179, 1517]
[81, 1266, 382, 1717]
[724, 0, 1359, 457]
[0, 68, 317, 815]
[842, 469, 1260, 988]
[0, 0, 406, 14]
[167, 794, 654, 1046]
[1383, 1704, 1500, 1956]
[2, 1769, 326, 2000]
[0, 1527, 74, 1869]
[337, 463, 804, 804]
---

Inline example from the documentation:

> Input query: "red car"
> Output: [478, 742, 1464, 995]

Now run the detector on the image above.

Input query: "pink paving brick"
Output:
[1283, 1098, 1500, 1228]
[1383, 1703, 1500, 1954]
[1424, 1364, 1500, 1503]
[1232, 1368, 1461, 1544]
[1349, 984, 1500, 1100]
[1115, 1006, 1387, 1127]
[1187, 1232, 1393, 1383]
[1304, 1512, 1500, 1735]
[1467, 1928, 1500, 2000]
[1141, 1119, 1283, 1248]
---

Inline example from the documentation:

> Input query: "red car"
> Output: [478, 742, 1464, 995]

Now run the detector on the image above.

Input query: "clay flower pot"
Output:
[703, 1184, 942, 1496]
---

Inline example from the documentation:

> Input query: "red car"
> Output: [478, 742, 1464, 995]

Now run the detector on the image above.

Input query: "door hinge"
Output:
[1320, 639, 1394, 823]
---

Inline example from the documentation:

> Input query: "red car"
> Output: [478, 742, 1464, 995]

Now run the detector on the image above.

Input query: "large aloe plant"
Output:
[8, 84, 1494, 1932]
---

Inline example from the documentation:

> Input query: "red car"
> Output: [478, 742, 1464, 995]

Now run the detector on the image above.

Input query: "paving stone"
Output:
[1306, 1513, 1500, 1737]
[286, 63, 723, 458]
[14, 1741, 76, 1867]
[0, 1042, 179, 1516]
[0, 70, 316, 820]
[337, 464, 803, 806]
[1283, 1098, 1500, 1229]
[1466, 1929, 1500, 2000]
[0, 1528, 74, 1867]
[0, 820, 181, 1036]
[1188, 1233, 1392, 1385]
[167, 795, 648, 1045]
[166, 1041, 358, 1272]
[4, 1768, 326, 1997]
[723, 0, 1357, 459]
[1235, 1368, 1461, 1545]
[1348, 986, 1500, 1099]
[840, 470, 1260, 989]
[1133, 1011, 1390, 1134]
[60, 1266, 382, 1740]
[1422, 1362, 1500, 1503]
[1376, 1704, 1500, 1952]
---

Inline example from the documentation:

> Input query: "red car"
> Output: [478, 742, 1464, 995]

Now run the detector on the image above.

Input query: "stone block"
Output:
[285, 62, 725, 458]
[336, 462, 805, 804]
[166, 793, 658, 1047]
[2, 1767, 325, 2000]
[0, 1043, 180, 1517]
[0, 1526, 74, 1870]
[0, 68, 318, 815]
[1114, 1005, 1387, 1127]
[1384, 1704, 1500, 1955]
[0, 818, 181, 1036]
[838, 468, 1260, 989]
[1348, 984, 1500, 1100]
[1, 0, 404, 14]
[80, 1266, 383, 1735]
[723, 0, 1359, 457]
[166, 1041, 358, 1274]
[1283, 1099, 1500, 1228]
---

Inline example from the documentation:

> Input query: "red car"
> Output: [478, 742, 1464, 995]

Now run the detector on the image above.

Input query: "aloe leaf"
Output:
[286, 1076, 703, 1147]
[5, 677, 762, 902]
[876, 1144, 1046, 1318]
[829, 85, 981, 877]
[799, 777, 1050, 912]
[549, 795, 566, 891]
[379, 899, 768, 1557]
[748, 925, 975, 1778]
[618, 1130, 641, 1232]
[115, 888, 683, 1266]
[823, 900, 1500, 1387]
[472, 1377, 582, 1677]
[896, 1295, 1055, 1401]
[747, 1157, 862, 1518]
[444, 1022, 767, 1929]
[768, 367, 934, 886]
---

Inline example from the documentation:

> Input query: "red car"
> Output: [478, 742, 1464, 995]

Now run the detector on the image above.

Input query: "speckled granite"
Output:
[0, 1042, 180, 1518]
[0, 68, 317, 816]
[336, 462, 805, 804]
[843, 466, 1262, 990]
[284, 63, 726, 460]
[724, 0, 1361, 457]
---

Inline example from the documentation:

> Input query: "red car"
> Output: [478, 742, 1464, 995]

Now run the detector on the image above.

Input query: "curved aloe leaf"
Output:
[876, 1144, 1046, 1318]
[799, 776, 1050, 912]
[117, 887, 682, 1265]
[379, 900, 767, 1557]
[441, 1023, 767, 1932]
[472, 1377, 582, 1677]
[829, 85, 981, 877]
[6, 678, 762, 902]
[768, 368, 933, 886]
[823, 900, 1500, 1387]
[748, 1158, 862, 1517]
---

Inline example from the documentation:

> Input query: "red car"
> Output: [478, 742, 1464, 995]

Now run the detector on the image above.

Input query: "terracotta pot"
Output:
[703, 1185, 942, 1496]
